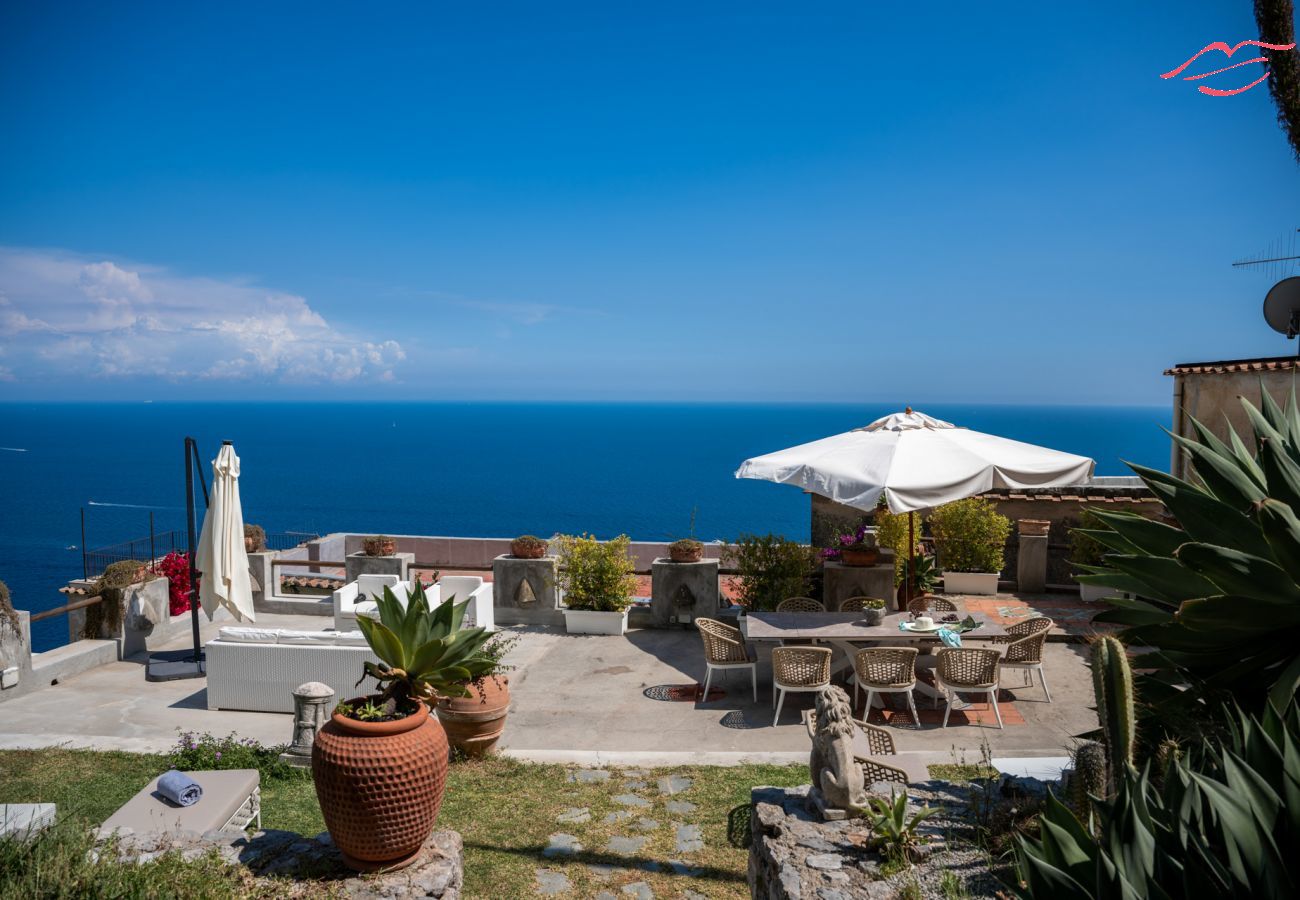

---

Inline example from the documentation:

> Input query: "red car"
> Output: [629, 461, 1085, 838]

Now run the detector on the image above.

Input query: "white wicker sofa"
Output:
[206, 626, 380, 713]
[333, 574, 494, 633]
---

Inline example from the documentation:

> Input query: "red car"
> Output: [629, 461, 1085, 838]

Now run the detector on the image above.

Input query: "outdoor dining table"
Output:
[741, 609, 1008, 708]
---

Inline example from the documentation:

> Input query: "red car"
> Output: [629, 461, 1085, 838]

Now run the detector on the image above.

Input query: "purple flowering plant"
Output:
[821, 523, 877, 559]
[167, 729, 303, 780]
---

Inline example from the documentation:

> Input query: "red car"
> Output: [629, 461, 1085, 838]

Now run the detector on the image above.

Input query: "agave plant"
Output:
[1077, 389, 1300, 724]
[860, 790, 940, 863]
[354, 581, 496, 713]
[1017, 698, 1300, 899]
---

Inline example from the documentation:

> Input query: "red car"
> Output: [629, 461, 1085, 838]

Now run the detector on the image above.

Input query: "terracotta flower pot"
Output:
[436, 675, 510, 757]
[510, 539, 546, 559]
[669, 544, 704, 563]
[363, 538, 397, 557]
[311, 701, 449, 872]
[840, 547, 880, 567]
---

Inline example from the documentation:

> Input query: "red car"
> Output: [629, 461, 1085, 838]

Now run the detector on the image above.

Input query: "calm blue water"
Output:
[0, 402, 1170, 651]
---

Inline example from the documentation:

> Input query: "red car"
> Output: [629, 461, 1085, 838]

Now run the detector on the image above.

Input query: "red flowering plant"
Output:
[820, 523, 876, 560]
[152, 551, 198, 616]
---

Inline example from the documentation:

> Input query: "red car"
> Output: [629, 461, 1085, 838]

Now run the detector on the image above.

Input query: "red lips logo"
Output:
[1161, 39, 1296, 96]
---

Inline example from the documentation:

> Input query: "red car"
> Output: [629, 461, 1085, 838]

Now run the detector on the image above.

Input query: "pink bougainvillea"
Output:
[152, 551, 198, 616]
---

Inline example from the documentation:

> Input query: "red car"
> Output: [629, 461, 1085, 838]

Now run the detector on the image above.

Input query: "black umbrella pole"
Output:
[185, 437, 202, 662]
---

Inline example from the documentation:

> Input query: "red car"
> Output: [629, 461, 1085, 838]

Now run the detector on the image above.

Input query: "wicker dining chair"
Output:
[838, 596, 885, 613]
[776, 597, 825, 613]
[907, 596, 957, 614]
[772, 646, 832, 725]
[852, 647, 920, 726]
[934, 647, 1004, 729]
[695, 617, 757, 702]
[993, 616, 1054, 702]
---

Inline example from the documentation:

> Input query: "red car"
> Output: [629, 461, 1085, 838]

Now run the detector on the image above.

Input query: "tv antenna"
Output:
[1234, 228, 1300, 280]
[1263, 276, 1300, 354]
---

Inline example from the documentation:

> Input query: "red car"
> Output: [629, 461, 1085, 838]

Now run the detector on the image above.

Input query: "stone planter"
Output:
[860, 607, 883, 626]
[436, 676, 510, 757]
[942, 571, 999, 596]
[312, 700, 449, 872]
[562, 608, 629, 635]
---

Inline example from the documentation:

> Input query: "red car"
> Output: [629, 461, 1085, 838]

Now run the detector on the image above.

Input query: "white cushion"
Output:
[217, 626, 279, 644]
[275, 630, 339, 646]
[334, 630, 369, 647]
[354, 601, 380, 621]
[355, 574, 401, 600]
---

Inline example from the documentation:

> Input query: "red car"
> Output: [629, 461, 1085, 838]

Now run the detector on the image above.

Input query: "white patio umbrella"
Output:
[195, 441, 255, 622]
[735, 408, 1095, 601]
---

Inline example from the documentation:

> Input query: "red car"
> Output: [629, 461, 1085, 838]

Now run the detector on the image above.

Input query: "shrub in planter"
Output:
[510, 535, 548, 559]
[823, 523, 880, 566]
[723, 533, 817, 612]
[83, 560, 154, 639]
[313, 582, 494, 871]
[243, 523, 266, 553]
[362, 534, 397, 557]
[0, 579, 19, 643]
[151, 551, 196, 616]
[668, 538, 704, 562]
[928, 499, 1011, 593]
[555, 534, 636, 633]
[873, 505, 922, 585]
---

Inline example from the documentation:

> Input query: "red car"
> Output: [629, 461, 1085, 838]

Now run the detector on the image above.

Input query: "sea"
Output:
[0, 402, 1171, 651]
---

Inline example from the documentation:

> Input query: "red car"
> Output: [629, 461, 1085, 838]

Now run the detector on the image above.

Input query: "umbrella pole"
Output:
[906, 511, 915, 608]
[145, 437, 207, 681]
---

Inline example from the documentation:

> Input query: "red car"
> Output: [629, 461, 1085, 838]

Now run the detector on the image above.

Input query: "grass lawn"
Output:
[0, 749, 812, 898]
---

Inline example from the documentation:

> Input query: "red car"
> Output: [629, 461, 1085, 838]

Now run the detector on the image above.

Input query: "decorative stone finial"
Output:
[280, 681, 336, 768]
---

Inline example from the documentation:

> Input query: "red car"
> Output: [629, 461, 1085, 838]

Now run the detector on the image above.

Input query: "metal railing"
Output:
[83, 529, 184, 579]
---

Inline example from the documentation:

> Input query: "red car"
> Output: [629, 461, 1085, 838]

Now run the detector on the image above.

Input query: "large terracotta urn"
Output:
[311, 701, 449, 871]
[436, 676, 510, 757]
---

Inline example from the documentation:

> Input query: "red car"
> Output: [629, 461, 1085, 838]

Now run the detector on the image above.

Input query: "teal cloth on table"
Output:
[936, 627, 962, 648]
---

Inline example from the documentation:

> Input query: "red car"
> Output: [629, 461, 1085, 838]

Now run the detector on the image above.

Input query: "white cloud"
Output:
[0, 247, 403, 384]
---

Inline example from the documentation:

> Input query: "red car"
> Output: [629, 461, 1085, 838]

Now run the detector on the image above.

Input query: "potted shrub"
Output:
[435, 632, 518, 757]
[313, 583, 494, 871]
[928, 498, 1012, 595]
[831, 524, 880, 567]
[243, 523, 266, 553]
[723, 533, 817, 612]
[901, 553, 940, 607]
[859, 597, 886, 626]
[668, 538, 704, 563]
[555, 533, 637, 635]
[1069, 510, 1111, 602]
[82, 559, 154, 639]
[873, 504, 920, 588]
[362, 534, 397, 557]
[510, 534, 548, 559]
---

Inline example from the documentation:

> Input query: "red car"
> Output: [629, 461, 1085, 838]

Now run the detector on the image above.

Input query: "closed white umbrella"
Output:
[735, 408, 1094, 514]
[195, 441, 255, 622]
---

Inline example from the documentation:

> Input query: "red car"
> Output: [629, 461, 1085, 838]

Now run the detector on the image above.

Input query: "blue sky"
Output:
[0, 1, 1297, 403]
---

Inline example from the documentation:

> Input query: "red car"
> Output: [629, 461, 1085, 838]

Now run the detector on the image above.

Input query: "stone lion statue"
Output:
[808, 685, 867, 816]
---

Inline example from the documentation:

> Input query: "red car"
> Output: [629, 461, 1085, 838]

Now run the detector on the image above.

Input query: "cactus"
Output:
[1091, 635, 1137, 794]
[1068, 740, 1108, 827]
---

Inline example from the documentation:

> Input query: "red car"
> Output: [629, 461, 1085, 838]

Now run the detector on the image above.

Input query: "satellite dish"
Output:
[1263, 276, 1300, 340]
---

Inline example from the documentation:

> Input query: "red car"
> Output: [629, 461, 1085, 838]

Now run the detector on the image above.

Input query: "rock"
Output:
[622, 882, 654, 900]
[587, 862, 620, 878]
[805, 853, 842, 871]
[604, 810, 636, 823]
[557, 807, 591, 824]
[568, 768, 611, 783]
[607, 835, 647, 854]
[625, 780, 649, 790]
[657, 775, 693, 795]
[632, 818, 659, 831]
[674, 824, 703, 853]
[614, 794, 651, 808]
[536, 869, 572, 895]
[543, 833, 583, 858]
[666, 859, 703, 876]
[664, 800, 697, 815]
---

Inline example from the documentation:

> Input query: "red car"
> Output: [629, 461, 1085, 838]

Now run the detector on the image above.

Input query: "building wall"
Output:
[1170, 368, 1298, 479]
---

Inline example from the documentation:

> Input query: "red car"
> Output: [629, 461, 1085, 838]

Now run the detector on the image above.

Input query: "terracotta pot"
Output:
[436, 675, 510, 757]
[840, 547, 880, 567]
[363, 538, 397, 557]
[510, 540, 546, 559]
[669, 544, 704, 563]
[312, 700, 449, 872]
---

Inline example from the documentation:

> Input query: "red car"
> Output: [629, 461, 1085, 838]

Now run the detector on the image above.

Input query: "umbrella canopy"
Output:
[735, 409, 1095, 514]
[195, 442, 255, 622]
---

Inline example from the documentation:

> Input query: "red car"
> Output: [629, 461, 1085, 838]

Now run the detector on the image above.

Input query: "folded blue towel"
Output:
[937, 627, 962, 648]
[157, 770, 203, 807]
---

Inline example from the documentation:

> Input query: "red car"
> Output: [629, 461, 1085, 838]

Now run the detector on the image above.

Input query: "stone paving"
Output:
[535, 768, 714, 898]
